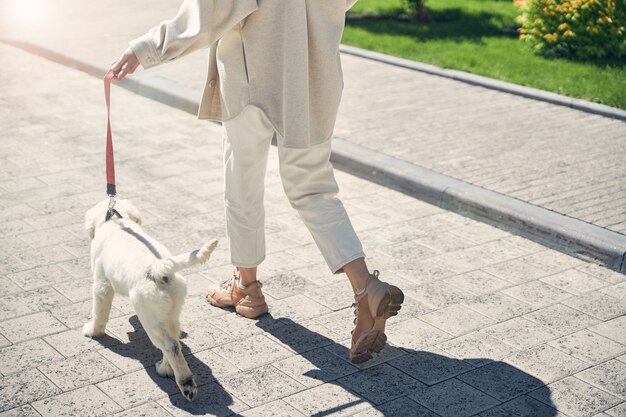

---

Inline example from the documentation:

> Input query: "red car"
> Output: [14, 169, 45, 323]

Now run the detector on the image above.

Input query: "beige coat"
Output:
[130, 0, 359, 148]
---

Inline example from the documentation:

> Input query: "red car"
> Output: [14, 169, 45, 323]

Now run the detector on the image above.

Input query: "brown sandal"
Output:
[349, 271, 404, 364]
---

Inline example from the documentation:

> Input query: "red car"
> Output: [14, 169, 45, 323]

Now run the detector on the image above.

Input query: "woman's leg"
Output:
[277, 138, 403, 362]
[222, 106, 275, 268]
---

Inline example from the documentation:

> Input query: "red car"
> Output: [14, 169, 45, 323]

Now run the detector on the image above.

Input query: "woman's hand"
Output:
[110, 47, 140, 80]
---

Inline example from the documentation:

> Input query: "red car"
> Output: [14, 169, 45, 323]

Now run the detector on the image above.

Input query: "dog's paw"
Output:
[178, 375, 197, 402]
[155, 359, 174, 378]
[82, 322, 105, 338]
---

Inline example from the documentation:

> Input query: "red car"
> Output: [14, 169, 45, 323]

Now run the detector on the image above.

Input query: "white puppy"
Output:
[83, 198, 217, 401]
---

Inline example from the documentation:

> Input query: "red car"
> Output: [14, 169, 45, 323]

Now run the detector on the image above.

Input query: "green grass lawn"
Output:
[343, 0, 626, 110]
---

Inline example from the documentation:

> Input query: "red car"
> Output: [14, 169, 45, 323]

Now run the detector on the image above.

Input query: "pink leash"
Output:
[104, 70, 121, 221]
[104, 70, 117, 197]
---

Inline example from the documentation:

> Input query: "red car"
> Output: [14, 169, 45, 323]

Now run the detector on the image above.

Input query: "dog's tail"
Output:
[157, 239, 219, 276]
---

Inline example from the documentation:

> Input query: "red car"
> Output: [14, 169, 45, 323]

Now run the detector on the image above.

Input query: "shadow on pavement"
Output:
[256, 316, 558, 417]
[93, 315, 243, 416]
[94, 313, 557, 416]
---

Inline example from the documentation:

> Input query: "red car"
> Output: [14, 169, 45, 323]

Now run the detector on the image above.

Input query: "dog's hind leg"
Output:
[83, 270, 114, 337]
[135, 310, 197, 401]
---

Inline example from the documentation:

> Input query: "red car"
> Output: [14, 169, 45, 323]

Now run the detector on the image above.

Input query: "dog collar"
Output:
[105, 208, 123, 222]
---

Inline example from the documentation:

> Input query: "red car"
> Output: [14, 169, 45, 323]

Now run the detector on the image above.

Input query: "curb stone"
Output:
[339, 44, 626, 123]
[5, 39, 625, 274]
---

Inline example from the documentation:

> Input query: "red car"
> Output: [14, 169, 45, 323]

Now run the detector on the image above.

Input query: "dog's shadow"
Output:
[255, 316, 559, 417]
[93, 315, 243, 416]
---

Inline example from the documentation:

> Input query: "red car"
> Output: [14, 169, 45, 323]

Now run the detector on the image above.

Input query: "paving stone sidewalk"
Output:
[2, 44, 626, 417]
[1, 0, 624, 235]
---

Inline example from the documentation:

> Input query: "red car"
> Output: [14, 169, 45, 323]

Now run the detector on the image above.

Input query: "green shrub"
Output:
[516, 0, 626, 59]
[402, 0, 431, 22]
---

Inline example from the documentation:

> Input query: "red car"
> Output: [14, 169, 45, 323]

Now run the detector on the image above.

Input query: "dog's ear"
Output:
[85, 211, 97, 240]
[125, 205, 142, 225]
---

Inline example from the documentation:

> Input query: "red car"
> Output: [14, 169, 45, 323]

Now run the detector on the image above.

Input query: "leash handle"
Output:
[104, 70, 116, 197]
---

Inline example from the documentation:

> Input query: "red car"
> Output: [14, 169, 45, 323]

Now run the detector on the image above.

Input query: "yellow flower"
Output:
[558, 22, 569, 30]
[563, 30, 575, 36]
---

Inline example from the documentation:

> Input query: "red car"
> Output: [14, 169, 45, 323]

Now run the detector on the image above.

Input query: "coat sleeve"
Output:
[129, 0, 258, 69]
[346, 0, 360, 11]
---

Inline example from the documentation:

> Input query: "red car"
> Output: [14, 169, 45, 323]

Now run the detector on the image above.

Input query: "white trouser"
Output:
[223, 105, 364, 273]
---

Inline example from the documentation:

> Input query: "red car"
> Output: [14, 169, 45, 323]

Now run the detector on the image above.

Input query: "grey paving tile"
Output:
[0, 404, 41, 417]
[268, 294, 332, 322]
[457, 360, 546, 402]
[444, 270, 511, 295]
[462, 292, 535, 321]
[406, 282, 474, 309]
[51, 299, 123, 329]
[0, 335, 9, 349]
[212, 334, 293, 371]
[502, 280, 574, 308]
[221, 364, 306, 407]
[483, 258, 553, 284]
[576, 360, 626, 398]
[262, 270, 320, 300]
[478, 395, 563, 417]
[337, 363, 424, 405]
[8, 265, 72, 291]
[0, 339, 63, 375]
[240, 399, 305, 417]
[548, 330, 626, 363]
[0, 311, 67, 343]
[391, 257, 457, 284]
[598, 282, 626, 301]
[0, 279, 22, 297]
[44, 329, 120, 358]
[0, 287, 70, 321]
[386, 318, 452, 350]
[208, 311, 282, 340]
[563, 291, 626, 321]
[178, 295, 228, 324]
[38, 351, 122, 391]
[419, 304, 496, 336]
[540, 269, 608, 296]
[284, 383, 370, 416]
[523, 303, 601, 337]
[450, 222, 510, 244]
[96, 368, 178, 410]
[352, 396, 440, 417]
[177, 318, 234, 353]
[576, 264, 626, 284]
[0, 369, 62, 412]
[53, 278, 93, 302]
[413, 231, 476, 254]
[519, 251, 584, 274]
[262, 318, 338, 354]
[98, 334, 163, 374]
[504, 344, 588, 383]
[113, 402, 172, 417]
[481, 317, 557, 350]
[304, 281, 354, 311]
[13, 245, 75, 269]
[389, 346, 474, 386]
[588, 315, 626, 345]
[437, 332, 520, 367]
[409, 377, 500, 417]
[31, 385, 122, 417]
[324, 337, 408, 370]
[15, 227, 78, 250]
[530, 376, 622, 417]
[273, 347, 358, 387]
[157, 381, 249, 417]
[604, 402, 626, 417]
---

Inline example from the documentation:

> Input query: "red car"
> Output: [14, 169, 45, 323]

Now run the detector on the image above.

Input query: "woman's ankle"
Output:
[237, 266, 258, 286]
